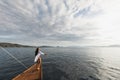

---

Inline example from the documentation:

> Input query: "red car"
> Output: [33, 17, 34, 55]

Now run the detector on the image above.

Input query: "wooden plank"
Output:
[12, 58, 42, 80]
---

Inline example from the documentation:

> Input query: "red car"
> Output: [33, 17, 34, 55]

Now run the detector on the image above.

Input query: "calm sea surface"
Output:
[0, 47, 120, 80]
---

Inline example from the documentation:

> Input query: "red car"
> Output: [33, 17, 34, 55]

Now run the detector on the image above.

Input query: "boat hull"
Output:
[12, 58, 42, 80]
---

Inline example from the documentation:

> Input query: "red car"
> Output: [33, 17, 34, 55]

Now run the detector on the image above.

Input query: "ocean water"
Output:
[0, 47, 120, 80]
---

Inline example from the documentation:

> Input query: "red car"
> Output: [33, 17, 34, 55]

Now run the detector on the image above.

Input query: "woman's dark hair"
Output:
[35, 48, 39, 56]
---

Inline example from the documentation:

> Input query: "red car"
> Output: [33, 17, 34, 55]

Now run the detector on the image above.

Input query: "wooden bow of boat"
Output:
[12, 58, 42, 80]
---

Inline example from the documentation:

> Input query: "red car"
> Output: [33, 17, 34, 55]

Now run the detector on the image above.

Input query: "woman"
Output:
[34, 48, 46, 70]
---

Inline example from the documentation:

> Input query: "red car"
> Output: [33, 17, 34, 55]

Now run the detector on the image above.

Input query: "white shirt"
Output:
[34, 51, 45, 62]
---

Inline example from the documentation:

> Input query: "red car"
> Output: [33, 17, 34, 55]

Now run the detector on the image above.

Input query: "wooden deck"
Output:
[12, 59, 42, 80]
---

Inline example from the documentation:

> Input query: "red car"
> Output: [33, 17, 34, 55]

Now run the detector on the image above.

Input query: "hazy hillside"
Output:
[0, 43, 33, 47]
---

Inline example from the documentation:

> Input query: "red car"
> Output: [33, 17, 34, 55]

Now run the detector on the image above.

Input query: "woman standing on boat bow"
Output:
[34, 48, 46, 70]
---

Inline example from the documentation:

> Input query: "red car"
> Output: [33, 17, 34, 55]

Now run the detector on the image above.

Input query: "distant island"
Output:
[0, 42, 56, 48]
[1, 42, 120, 48]
[0, 42, 34, 47]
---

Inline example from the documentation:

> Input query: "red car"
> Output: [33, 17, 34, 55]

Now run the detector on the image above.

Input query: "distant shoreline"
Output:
[0, 42, 56, 48]
[0, 42, 34, 47]
[1, 42, 120, 48]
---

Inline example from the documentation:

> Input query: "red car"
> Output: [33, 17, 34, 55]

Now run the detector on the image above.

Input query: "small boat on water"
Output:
[12, 58, 42, 80]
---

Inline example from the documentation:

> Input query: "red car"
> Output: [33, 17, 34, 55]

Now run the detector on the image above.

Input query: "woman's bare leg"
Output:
[37, 58, 40, 70]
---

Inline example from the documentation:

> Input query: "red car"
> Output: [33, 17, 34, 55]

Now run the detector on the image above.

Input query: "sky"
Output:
[0, 0, 120, 46]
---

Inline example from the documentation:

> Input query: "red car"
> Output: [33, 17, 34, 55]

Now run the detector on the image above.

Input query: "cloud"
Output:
[1, 0, 117, 46]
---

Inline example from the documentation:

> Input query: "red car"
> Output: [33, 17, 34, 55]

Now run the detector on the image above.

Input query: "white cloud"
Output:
[0, 0, 119, 46]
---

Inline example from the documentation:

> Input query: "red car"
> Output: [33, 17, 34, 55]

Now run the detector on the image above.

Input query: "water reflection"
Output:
[0, 47, 120, 80]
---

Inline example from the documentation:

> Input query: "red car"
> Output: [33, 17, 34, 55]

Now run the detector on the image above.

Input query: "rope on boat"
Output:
[0, 46, 27, 69]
